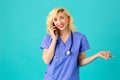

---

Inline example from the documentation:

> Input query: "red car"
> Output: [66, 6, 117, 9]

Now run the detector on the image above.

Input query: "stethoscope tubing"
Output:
[58, 31, 73, 56]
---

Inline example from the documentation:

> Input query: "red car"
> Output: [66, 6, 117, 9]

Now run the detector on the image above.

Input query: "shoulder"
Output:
[73, 31, 86, 38]
[43, 34, 52, 42]
[44, 34, 51, 39]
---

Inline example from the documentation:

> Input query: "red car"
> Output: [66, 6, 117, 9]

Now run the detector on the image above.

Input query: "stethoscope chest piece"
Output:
[66, 32, 73, 56]
[66, 50, 71, 56]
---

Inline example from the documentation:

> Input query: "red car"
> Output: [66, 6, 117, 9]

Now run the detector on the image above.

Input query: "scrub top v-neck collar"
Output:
[57, 33, 72, 57]
[57, 33, 72, 47]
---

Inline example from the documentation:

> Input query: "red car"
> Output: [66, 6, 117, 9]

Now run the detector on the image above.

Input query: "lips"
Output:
[58, 24, 64, 28]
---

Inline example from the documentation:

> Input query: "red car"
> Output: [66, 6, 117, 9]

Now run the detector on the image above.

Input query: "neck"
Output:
[59, 28, 71, 43]
[60, 29, 71, 37]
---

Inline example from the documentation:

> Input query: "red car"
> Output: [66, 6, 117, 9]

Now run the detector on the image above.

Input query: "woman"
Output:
[40, 7, 111, 80]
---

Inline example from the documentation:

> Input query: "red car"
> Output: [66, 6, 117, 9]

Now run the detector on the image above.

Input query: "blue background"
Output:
[0, 0, 120, 80]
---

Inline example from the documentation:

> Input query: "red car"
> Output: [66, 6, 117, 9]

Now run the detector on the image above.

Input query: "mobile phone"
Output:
[53, 23, 59, 35]
[53, 23, 55, 26]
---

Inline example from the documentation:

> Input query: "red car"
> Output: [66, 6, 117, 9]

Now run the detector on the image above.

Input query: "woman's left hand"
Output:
[98, 51, 111, 60]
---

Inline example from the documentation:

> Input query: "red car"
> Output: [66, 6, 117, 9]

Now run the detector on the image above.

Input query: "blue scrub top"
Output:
[40, 32, 90, 80]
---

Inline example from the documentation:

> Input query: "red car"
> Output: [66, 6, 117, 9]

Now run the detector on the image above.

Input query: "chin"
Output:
[58, 26, 67, 30]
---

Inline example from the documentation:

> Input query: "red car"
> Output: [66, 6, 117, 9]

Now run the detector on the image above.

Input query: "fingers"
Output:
[99, 50, 111, 60]
[50, 26, 56, 32]
[50, 26, 55, 31]
[106, 51, 110, 58]
[48, 26, 58, 40]
[100, 52, 108, 60]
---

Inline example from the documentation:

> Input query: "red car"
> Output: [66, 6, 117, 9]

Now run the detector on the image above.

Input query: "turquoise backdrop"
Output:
[0, 0, 120, 80]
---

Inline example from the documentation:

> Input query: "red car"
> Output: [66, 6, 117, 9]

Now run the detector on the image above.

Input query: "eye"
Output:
[60, 16, 64, 19]
[54, 18, 57, 21]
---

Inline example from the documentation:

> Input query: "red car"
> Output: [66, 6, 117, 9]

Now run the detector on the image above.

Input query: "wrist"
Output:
[52, 39, 57, 42]
[95, 53, 100, 58]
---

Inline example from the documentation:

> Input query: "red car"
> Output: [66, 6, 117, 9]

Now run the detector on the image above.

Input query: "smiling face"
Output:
[53, 12, 69, 31]
[46, 8, 76, 33]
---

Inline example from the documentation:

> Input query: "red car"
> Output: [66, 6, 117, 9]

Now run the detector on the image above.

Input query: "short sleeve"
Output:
[79, 35, 90, 53]
[40, 34, 52, 49]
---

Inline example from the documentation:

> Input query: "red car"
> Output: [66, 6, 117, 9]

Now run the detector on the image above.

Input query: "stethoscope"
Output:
[66, 32, 73, 56]
[58, 31, 73, 56]
[57, 32, 115, 58]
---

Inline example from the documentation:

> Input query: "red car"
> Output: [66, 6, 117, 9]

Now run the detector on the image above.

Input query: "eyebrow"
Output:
[53, 14, 65, 21]
[59, 16, 64, 18]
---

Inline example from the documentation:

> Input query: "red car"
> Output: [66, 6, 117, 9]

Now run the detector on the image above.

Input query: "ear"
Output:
[68, 16, 70, 20]
[68, 16, 70, 22]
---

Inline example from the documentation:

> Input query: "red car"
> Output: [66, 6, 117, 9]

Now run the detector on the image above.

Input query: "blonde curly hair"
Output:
[46, 7, 76, 33]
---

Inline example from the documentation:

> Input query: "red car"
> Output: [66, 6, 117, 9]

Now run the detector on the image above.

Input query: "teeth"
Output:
[60, 24, 63, 26]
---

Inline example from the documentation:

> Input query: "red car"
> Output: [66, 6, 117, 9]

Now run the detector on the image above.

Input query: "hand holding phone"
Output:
[53, 23, 59, 36]
[49, 23, 59, 40]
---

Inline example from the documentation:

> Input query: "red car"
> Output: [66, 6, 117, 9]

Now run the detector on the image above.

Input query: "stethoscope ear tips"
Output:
[66, 50, 71, 56]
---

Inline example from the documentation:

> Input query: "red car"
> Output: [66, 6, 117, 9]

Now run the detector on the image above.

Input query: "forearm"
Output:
[43, 39, 57, 64]
[79, 53, 99, 66]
